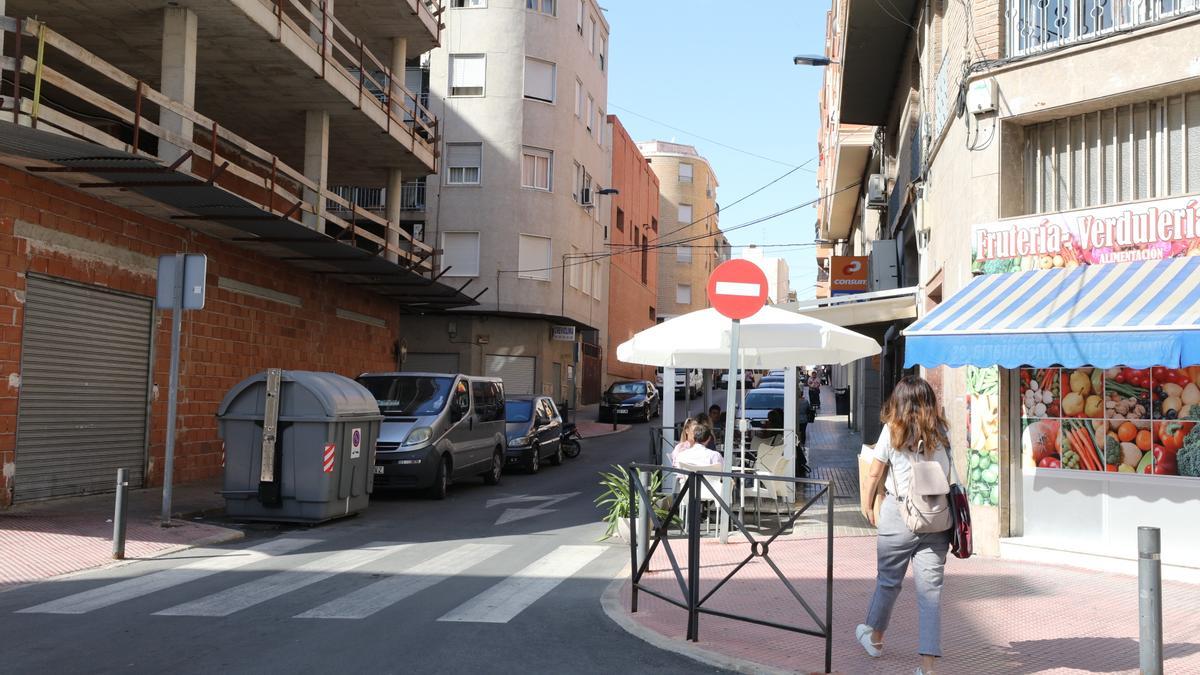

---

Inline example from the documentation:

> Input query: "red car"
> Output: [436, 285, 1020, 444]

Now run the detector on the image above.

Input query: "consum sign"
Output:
[830, 256, 869, 295]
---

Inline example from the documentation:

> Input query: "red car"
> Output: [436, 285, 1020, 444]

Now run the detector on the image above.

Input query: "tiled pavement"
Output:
[618, 386, 1200, 674]
[0, 479, 240, 592]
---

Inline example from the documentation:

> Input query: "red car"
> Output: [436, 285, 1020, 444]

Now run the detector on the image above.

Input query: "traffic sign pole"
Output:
[161, 252, 184, 526]
[719, 319, 740, 543]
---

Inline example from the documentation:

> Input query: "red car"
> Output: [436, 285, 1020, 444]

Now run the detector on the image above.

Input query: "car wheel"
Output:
[426, 455, 449, 500]
[549, 442, 564, 466]
[483, 448, 503, 485]
[528, 444, 541, 474]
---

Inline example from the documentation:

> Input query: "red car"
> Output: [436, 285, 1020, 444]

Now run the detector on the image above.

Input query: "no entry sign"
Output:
[707, 259, 769, 320]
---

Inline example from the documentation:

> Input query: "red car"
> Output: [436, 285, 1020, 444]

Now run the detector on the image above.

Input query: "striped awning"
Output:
[904, 258, 1200, 368]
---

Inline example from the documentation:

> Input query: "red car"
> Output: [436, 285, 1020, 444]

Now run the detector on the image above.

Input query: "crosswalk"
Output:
[14, 537, 608, 624]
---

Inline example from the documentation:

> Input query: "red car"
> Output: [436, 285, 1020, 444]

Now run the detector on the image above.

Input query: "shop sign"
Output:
[830, 256, 869, 295]
[972, 194, 1200, 272]
[552, 325, 576, 341]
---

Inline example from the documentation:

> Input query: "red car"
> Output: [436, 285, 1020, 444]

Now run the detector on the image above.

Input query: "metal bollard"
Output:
[112, 468, 129, 560]
[636, 469, 650, 571]
[1138, 526, 1163, 675]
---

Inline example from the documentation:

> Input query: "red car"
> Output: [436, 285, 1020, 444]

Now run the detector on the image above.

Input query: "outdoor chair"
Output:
[739, 450, 794, 529]
[675, 462, 723, 536]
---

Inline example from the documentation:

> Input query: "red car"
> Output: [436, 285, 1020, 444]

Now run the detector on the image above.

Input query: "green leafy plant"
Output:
[594, 465, 675, 541]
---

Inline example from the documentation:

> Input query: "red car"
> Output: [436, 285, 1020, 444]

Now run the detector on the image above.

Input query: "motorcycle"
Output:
[560, 422, 582, 458]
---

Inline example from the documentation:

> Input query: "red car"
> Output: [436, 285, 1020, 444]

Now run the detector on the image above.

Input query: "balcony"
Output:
[5, 0, 443, 179]
[1006, 0, 1200, 58]
[328, 180, 425, 215]
[0, 17, 477, 309]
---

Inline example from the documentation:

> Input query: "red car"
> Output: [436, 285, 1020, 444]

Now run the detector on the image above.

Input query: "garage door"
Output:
[484, 354, 535, 396]
[402, 352, 460, 374]
[14, 276, 154, 502]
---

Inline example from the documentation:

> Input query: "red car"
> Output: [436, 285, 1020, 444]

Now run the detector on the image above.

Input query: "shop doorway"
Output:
[581, 342, 602, 405]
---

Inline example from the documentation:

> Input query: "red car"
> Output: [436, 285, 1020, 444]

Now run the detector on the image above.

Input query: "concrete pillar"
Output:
[384, 168, 404, 263]
[159, 7, 197, 170]
[390, 37, 409, 114]
[0, 1, 7, 61]
[662, 367, 676, 462]
[302, 110, 330, 233]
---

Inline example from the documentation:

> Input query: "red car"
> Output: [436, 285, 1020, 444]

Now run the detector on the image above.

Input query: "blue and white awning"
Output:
[904, 257, 1200, 368]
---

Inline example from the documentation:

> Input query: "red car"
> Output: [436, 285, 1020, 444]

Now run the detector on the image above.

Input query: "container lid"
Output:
[217, 370, 381, 420]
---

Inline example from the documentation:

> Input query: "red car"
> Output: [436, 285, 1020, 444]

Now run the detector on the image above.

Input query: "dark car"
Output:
[504, 396, 563, 473]
[598, 380, 660, 423]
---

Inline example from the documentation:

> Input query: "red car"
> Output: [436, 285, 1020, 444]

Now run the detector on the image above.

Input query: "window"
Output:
[586, 94, 595, 132]
[582, 257, 593, 296]
[576, 0, 583, 33]
[676, 283, 691, 305]
[523, 57, 556, 103]
[518, 234, 552, 281]
[574, 79, 583, 117]
[600, 35, 607, 71]
[450, 0, 485, 7]
[441, 231, 480, 277]
[640, 233, 648, 284]
[678, 163, 693, 183]
[573, 162, 583, 200]
[526, 0, 555, 15]
[592, 261, 602, 299]
[1022, 92, 1200, 215]
[446, 143, 482, 185]
[587, 14, 596, 53]
[521, 147, 552, 191]
[677, 203, 693, 226]
[569, 245, 581, 288]
[581, 170, 592, 204]
[615, 207, 624, 231]
[676, 245, 691, 263]
[596, 107, 604, 143]
[449, 54, 485, 96]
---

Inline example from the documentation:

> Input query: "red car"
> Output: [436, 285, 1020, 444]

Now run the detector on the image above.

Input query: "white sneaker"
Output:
[855, 624, 882, 658]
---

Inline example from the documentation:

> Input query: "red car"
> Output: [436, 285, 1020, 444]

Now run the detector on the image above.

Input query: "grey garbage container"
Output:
[834, 387, 851, 416]
[218, 370, 382, 523]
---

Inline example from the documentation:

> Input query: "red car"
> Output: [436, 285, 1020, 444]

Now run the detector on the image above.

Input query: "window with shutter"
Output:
[676, 284, 691, 305]
[569, 245, 581, 288]
[677, 245, 691, 263]
[446, 143, 482, 185]
[518, 234, 552, 281]
[521, 147, 552, 191]
[441, 232, 480, 277]
[574, 79, 583, 118]
[449, 54, 485, 96]
[523, 57, 556, 103]
[679, 163, 693, 183]
[678, 203, 693, 226]
[592, 261, 602, 299]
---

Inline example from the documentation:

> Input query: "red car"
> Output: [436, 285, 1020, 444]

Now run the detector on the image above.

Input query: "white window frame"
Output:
[449, 54, 486, 97]
[576, 0, 583, 33]
[450, 0, 486, 7]
[600, 34, 607, 71]
[678, 163, 694, 183]
[517, 233, 553, 281]
[574, 79, 583, 118]
[591, 260, 602, 299]
[522, 57, 556, 104]
[440, 231, 481, 277]
[573, 161, 583, 201]
[586, 94, 595, 133]
[569, 244, 581, 288]
[588, 14, 596, 53]
[676, 245, 692, 263]
[582, 256, 593, 296]
[677, 203, 693, 226]
[526, 0, 555, 15]
[676, 283, 691, 306]
[521, 146, 553, 191]
[596, 107, 604, 143]
[445, 142, 482, 186]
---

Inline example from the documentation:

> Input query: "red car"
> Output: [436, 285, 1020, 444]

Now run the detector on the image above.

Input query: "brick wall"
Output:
[0, 165, 400, 506]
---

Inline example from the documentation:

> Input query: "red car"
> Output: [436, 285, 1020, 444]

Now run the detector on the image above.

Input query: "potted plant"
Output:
[595, 465, 673, 541]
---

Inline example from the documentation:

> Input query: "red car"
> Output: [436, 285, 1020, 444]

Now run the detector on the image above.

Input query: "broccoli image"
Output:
[1179, 425, 1200, 478]
[1105, 435, 1121, 465]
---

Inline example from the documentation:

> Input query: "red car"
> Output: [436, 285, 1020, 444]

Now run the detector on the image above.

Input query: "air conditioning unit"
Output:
[580, 188, 593, 206]
[866, 174, 887, 209]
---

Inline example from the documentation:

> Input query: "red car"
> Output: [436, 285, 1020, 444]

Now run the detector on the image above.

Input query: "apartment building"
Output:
[811, 0, 1200, 571]
[604, 115, 659, 386]
[0, 1, 463, 506]
[737, 244, 790, 304]
[395, 0, 612, 406]
[637, 141, 721, 320]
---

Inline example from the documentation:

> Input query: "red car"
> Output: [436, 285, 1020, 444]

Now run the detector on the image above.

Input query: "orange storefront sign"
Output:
[830, 256, 869, 295]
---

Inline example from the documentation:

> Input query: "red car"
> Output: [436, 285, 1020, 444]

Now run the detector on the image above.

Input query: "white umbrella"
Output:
[616, 305, 880, 369]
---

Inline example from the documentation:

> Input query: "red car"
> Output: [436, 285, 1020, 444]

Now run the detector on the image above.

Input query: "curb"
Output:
[599, 566, 796, 675]
[579, 424, 632, 438]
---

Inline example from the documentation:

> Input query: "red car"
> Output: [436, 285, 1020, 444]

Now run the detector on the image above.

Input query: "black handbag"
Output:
[947, 452, 973, 559]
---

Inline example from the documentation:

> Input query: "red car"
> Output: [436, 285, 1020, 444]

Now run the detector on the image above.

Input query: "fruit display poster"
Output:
[965, 366, 1001, 506]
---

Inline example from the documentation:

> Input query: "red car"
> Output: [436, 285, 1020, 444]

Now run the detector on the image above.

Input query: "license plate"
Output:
[374, 465, 384, 475]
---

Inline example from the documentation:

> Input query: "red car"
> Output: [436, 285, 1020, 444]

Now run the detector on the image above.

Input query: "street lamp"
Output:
[793, 54, 837, 66]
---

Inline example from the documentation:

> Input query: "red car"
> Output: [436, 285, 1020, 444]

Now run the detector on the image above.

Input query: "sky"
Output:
[602, 0, 830, 301]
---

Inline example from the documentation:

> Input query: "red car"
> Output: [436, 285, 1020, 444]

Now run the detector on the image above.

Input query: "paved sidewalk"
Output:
[0, 478, 241, 592]
[569, 402, 633, 438]
[614, 385, 1200, 674]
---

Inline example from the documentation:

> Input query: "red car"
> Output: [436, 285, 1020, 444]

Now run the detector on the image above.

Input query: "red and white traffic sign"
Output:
[707, 259, 768, 320]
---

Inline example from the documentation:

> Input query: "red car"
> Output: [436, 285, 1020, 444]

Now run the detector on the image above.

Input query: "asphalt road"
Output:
[0, 424, 728, 675]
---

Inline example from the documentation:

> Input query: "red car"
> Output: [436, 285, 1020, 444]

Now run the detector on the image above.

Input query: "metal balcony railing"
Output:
[327, 180, 425, 214]
[1006, 0, 1200, 58]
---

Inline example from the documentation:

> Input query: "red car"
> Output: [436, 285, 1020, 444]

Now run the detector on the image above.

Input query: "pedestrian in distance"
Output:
[807, 371, 822, 409]
[857, 375, 954, 675]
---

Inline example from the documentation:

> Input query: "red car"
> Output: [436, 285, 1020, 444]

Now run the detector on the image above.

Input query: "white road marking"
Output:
[437, 545, 605, 624]
[17, 537, 322, 615]
[714, 281, 761, 297]
[486, 492, 579, 526]
[153, 542, 406, 617]
[295, 543, 510, 620]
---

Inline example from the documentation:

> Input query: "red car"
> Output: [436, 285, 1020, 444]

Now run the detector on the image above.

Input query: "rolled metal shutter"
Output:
[483, 354, 535, 395]
[14, 277, 153, 501]
[401, 352, 460, 374]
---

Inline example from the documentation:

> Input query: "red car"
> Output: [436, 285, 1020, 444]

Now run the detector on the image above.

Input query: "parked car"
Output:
[504, 396, 562, 474]
[735, 388, 787, 430]
[599, 380, 660, 423]
[655, 368, 703, 398]
[358, 372, 507, 499]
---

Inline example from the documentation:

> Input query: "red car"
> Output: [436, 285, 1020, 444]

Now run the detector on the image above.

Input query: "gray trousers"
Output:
[865, 495, 951, 657]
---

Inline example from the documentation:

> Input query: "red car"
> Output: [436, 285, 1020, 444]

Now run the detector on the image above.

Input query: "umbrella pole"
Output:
[719, 319, 740, 543]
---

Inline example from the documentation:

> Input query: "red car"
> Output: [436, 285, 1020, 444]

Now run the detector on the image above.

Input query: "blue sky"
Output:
[603, 0, 830, 300]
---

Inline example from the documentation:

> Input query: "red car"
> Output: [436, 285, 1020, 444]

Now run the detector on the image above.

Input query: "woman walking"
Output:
[857, 376, 953, 675]
[806, 371, 822, 409]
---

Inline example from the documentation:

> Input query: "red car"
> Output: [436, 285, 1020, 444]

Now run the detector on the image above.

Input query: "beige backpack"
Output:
[889, 440, 953, 533]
